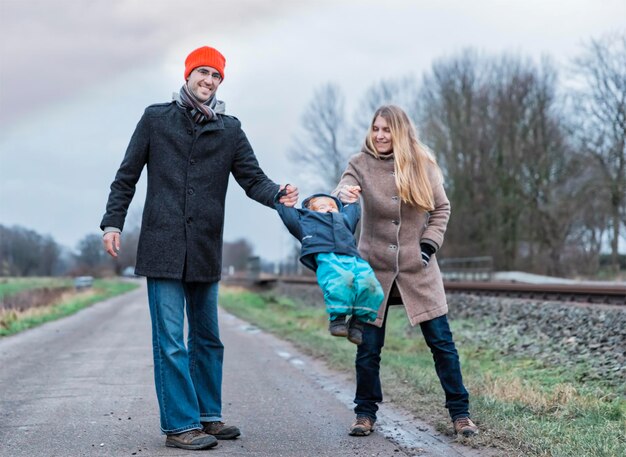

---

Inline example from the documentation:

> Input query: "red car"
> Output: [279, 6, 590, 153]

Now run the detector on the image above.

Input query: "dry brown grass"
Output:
[0, 289, 97, 329]
[1, 286, 72, 311]
[476, 374, 582, 414]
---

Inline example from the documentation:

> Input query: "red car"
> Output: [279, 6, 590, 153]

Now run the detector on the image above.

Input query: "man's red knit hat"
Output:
[184, 46, 226, 81]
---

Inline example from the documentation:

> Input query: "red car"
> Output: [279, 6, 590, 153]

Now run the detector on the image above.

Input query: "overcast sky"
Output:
[0, 0, 624, 263]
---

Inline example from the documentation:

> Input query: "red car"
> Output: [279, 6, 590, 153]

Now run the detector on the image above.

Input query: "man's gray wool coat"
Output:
[100, 102, 280, 282]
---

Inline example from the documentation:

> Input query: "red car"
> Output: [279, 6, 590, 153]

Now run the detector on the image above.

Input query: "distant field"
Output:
[0, 277, 139, 337]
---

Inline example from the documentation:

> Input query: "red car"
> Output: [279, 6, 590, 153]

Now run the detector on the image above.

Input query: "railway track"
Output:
[237, 275, 626, 306]
[443, 281, 625, 306]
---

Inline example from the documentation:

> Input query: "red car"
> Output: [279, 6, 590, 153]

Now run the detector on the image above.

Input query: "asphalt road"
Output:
[0, 281, 486, 457]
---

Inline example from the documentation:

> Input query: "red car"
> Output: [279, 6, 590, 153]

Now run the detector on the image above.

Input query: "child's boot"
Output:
[347, 317, 364, 345]
[329, 315, 348, 337]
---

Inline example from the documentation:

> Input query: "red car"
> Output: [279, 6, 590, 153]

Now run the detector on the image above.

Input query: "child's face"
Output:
[309, 197, 339, 213]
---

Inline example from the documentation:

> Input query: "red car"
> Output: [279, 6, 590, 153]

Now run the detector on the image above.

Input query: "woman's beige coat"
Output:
[333, 150, 450, 327]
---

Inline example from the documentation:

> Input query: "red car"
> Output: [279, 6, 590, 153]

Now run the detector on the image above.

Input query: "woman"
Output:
[333, 105, 478, 437]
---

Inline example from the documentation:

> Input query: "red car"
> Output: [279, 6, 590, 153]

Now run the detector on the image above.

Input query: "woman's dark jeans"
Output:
[354, 314, 470, 422]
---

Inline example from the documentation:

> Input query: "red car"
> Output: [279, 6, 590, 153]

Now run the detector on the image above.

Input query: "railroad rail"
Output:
[229, 275, 626, 306]
[443, 281, 625, 306]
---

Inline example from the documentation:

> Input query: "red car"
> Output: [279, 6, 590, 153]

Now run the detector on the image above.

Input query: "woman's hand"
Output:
[420, 242, 436, 268]
[337, 185, 361, 203]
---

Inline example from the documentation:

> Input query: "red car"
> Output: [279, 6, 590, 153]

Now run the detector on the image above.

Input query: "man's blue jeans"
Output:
[354, 314, 470, 422]
[146, 278, 223, 434]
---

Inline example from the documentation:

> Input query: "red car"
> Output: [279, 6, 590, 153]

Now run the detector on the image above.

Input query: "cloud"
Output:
[0, 0, 306, 125]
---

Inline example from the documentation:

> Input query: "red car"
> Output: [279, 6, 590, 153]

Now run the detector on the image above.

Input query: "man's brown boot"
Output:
[203, 421, 241, 440]
[165, 429, 217, 450]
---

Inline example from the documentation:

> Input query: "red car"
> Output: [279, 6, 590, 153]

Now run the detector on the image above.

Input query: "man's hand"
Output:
[279, 184, 299, 207]
[103, 232, 121, 258]
[337, 185, 361, 203]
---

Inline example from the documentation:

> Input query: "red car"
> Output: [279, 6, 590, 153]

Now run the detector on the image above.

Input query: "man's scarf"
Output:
[174, 84, 226, 124]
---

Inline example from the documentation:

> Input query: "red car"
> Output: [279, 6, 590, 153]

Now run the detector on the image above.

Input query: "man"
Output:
[101, 46, 299, 451]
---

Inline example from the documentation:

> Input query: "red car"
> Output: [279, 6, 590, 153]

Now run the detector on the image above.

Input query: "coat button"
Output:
[190, 159, 196, 165]
[186, 216, 193, 224]
[389, 244, 397, 250]
[391, 196, 398, 201]
[392, 220, 399, 225]
[187, 188, 194, 195]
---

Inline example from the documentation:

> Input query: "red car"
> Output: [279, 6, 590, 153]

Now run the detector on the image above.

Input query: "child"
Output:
[274, 186, 384, 345]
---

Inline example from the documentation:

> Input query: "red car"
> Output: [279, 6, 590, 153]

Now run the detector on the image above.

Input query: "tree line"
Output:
[0, 222, 255, 278]
[0, 224, 136, 277]
[291, 33, 625, 276]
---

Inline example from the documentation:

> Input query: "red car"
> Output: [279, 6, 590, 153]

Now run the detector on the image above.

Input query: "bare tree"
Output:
[351, 76, 420, 144]
[75, 234, 111, 276]
[290, 83, 350, 192]
[420, 50, 496, 260]
[0, 225, 64, 276]
[510, 59, 587, 275]
[571, 33, 626, 273]
[568, 163, 612, 273]
[39, 236, 62, 276]
[285, 45, 620, 277]
[420, 51, 584, 274]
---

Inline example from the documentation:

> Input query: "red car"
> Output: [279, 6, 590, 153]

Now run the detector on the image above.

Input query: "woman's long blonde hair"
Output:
[364, 105, 442, 211]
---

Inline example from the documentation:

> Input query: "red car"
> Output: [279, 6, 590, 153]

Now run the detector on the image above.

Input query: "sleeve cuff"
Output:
[103, 226, 122, 235]
[274, 184, 290, 204]
[420, 239, 439, 254]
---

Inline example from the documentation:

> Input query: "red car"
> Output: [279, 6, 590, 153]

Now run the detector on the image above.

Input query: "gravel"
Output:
[446, 293, 626, 389]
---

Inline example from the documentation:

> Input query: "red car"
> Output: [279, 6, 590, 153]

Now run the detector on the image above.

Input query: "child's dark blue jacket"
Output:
[275, 193, 361, 271]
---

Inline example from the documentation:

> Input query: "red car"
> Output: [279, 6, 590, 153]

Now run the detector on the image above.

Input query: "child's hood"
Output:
[301, 193, 344, 211]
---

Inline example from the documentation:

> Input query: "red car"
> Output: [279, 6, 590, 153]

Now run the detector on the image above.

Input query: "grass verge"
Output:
[0, 277, 73, 300]
[219, 286, 626, 457]
[0, 279, 139, 337]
